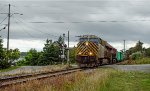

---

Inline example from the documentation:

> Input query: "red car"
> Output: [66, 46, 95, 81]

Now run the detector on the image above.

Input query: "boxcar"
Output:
[117, 52, 123, 62]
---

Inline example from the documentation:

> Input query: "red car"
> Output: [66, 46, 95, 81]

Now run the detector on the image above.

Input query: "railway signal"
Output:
[61, 33, 65, 64]
[67, 31, 70, 65]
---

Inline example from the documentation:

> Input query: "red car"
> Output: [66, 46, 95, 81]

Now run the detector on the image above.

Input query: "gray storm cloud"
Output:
[0, 0, 150, 51]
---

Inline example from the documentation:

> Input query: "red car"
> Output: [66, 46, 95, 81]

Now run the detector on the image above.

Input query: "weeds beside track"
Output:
[0, 68, 82, 88]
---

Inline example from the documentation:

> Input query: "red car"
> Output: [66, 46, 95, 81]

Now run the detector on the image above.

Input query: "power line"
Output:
[0, 6, 6, 13]
[11, 7, 63, 39]
[14, 16, 60, 38]
[12, 7, 79, 39]
[11, 3, 150, 16]
[13, 16, 37, 39]
[0, 24, 7, 31]
[12, 5, 150, 23]
[0, 4, 23, 54]
[12, 13, 77, 41]
[27, 20, 150, 23]
[0, 16, 8, 25]
[11, 1, 150, 8]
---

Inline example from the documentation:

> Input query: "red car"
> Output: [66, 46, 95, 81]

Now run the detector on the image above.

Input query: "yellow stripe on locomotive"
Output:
[77, 41, 98, 56]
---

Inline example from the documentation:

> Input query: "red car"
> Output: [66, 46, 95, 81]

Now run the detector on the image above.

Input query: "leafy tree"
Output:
[17, 37, 67, 66]
[38, 39, 60, 65]
[126, 41, 144, 59]
[0, 36, 10, 69]
[0, 60, 10, 69]
[17, 49, 40, 66]
[69, 47, 76, 63]
[145, 48, 150, 57]
[58, 35, 63, 46]
[135, 41, 143, 52]
[11, 48, 20, 61]
[131, 52, 143, 60]
[25, 49, 40, 66]
[0, 36, 5, 61]
[16, 59, 28, 66]
[8, 48, 21, 64]
[38, 39, 53, 65]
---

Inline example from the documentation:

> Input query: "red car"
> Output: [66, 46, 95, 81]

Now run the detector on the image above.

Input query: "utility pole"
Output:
[123, 40, 126, 59]
[124, 40, 125, 53]
[0, 4, 22, 61]
[67, 31, 70, 65]
[7, 4, 10, 53]
[62, 33, 65, 65]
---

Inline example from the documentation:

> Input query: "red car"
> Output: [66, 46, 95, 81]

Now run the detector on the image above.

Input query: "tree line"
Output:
[1, 35, 150, 69]
[0, 36, 75, 69]
[17, 36, 76, 66]
[125, 41, 150, 60]
[0, 36, 76, 69]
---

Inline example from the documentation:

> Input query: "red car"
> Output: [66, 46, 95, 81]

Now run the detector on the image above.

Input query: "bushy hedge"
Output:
[0, 60, 11, 69]
[131, 52, 143, 60]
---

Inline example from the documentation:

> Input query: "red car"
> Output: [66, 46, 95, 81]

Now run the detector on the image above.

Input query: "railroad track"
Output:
[0, 68, 82, 88]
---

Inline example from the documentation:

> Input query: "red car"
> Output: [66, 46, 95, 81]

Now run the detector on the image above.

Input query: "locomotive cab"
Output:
[76, 35, 102, 67]
[76, 35, 117, 68]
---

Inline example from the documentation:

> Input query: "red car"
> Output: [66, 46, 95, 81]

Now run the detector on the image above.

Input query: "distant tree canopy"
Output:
[125, 41, 150, 60]
[24, 49, 40, 66]
[8, 48, 21, 63]
[38, 39, 61, 65]
[58, 35, 63, 46]
[126, 41, 143, 56]
[1, 35, 74, 67]
[0, 36, 21, 69]
[0, 36, 9, 69]
[145, 48, 150, 57]
[0, 37, 5, 61]
[69, 47, 76, 63]
[17, 37, 67, 66]
[135, 41, 143, 52]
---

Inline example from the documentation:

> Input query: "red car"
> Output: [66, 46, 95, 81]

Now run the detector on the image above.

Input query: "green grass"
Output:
[1, 68, 150, 91]
[100, 71, 150, 91]
[1, 68, 115, 91]
[0, 66, 20, 72]
[118, 57, 150, 65]
[135, 57, 150, 64]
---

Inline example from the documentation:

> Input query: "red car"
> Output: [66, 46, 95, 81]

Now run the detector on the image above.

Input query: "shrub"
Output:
[16, 59, 29, 66]
[0, 60, 11, 69]
[131, 52, 143, 60]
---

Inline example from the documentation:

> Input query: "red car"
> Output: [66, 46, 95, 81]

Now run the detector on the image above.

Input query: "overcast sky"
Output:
[0, 0, 150, 52]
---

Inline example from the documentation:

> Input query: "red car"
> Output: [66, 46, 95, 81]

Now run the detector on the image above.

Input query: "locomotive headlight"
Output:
[79, 52, 82, 55]
[85, 42, 88, 46]
[89, 52, 93, 55]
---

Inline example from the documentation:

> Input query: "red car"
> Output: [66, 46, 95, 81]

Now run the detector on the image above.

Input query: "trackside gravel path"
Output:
[103, 64, 150, 73]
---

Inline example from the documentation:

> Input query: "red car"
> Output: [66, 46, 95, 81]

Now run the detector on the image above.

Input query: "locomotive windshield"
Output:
[79, 38, 100, 44]
[89, 38, 99, 44]
[79, 38, 88, 42]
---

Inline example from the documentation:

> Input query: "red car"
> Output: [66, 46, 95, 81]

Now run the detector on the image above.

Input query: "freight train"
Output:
[76, 35, 122, 67]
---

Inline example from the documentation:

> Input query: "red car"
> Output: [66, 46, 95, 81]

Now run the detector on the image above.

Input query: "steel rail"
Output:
[0, 68, 82, 88]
